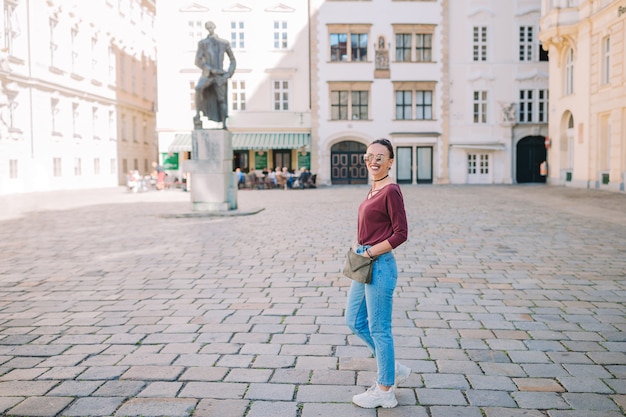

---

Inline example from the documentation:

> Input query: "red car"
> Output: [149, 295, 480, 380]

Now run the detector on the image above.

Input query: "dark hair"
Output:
[370, 138, 394, 159]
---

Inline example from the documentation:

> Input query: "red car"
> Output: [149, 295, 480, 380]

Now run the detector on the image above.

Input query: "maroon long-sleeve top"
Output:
[357, 183, 408, 249]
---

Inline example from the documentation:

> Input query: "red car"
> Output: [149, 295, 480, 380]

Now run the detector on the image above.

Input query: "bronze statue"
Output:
[193, 21, 236, 129]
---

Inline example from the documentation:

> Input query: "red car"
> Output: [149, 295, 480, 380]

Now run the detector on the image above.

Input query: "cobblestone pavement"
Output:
[0, 185, 625, 417]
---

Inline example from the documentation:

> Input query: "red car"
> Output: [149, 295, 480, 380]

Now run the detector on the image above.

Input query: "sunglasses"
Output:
[362, 153, 387, 163]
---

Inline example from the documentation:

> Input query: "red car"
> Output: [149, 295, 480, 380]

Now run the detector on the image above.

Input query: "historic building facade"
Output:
[0, 0, 157, 195]
[310, 0, 446, 186]
[156, 1, 312, 180]
[448, 0, 549, 185]
[539, 0, 626, 192]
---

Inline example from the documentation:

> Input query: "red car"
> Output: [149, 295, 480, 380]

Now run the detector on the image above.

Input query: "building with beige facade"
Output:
[539, 0, 626, 192]
[0, 0, 157, 195]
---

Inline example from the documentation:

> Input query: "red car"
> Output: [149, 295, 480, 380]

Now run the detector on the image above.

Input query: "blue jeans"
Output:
[345, 245, 398, 387]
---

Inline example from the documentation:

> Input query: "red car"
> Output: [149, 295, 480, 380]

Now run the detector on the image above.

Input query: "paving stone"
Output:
[521, 364, 569, 378]
[114, 398, 197, 417]
[507, 350, 550, 364]
[467, 375, 516, 391]
[415, 388, 467, 405]
[193, 399, 249, 417]
[48, 380, 103, 396]
[93, 380, 145, 397]
[296, 385, 362, 402]
[6, 396, 73, 417]
[138, 382, 183, 397]
[484, 407, 546, 417]
[422, 373, 469, 389]
[301, 403, 372, 417]
[603, 378, 626, 394]
[178, 382, 247, 399]
[62, 397, 125, 416]
[465, 389, 517, 407]
[562, 392, 620, 410]
[429, 405, 483, 417]
[511, 392, 570, 409]
[245, 383, 295, 401]
[547, 411, 625, 417]
[513, 378, 564, 392]
[556, 376, 613, 393]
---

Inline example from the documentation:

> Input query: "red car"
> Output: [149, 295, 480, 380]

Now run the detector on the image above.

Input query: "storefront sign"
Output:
[161, 152, 179, 170]
[297, 151, 311, 169]
[255, 151, 268, 170]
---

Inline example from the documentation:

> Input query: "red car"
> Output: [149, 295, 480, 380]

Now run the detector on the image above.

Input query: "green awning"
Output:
[169, 134, 192, 152]
[168, 132, 310, 153]
[232, 132, 310, 150]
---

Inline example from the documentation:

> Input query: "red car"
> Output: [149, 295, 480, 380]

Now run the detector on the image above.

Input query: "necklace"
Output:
[368, 175, 389, 199]
[373, 174, 389, 182]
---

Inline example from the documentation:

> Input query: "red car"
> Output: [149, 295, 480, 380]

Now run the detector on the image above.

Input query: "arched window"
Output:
[565, 48, 574, 96]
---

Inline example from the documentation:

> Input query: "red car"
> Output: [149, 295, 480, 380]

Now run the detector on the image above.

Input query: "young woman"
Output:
[345, 138, 410, 408]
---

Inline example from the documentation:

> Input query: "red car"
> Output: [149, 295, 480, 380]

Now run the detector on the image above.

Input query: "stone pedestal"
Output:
[183, 129, 237, 212]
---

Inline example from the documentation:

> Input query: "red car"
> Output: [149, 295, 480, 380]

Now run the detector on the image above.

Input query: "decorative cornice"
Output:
[515, 69, 549, 81]
[516, 7, 541, 18]
[467, 7, 496, 18]
[223, 3, 252, 13]
[467, 72, 495, 82]
[265, 3, 295, 13]
[179, 3, 209, 13]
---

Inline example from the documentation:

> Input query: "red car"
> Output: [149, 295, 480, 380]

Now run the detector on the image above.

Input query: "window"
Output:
[91, 36, 98, 72]
[602, 36, 610, 85]
[230, 21, 244, 49]
[53, 157, 62, 177]
[108, 110, 115, 141]
[396, 91, 412, 119]
[3, 1, 18, 55]
[351, 91, 368, 120]
[329, 82, 371, 120]
[539, 42, 549, 61]
[394, 25, 435, 63]
[188, 20, 203, 47]
[273, 21, 287, 49]
[132, 116, 137, 142]
[329, 24, 371, 62]
[49, 18, 59, 67]
[473, 26, 487, 61]
[231, 80, 246, 111]
[519, 26, 533, 61]
[71, 28, 79, 73]
[92, 106, 99, 139]
[273, 80, 289, 111]
[396, 34, 411, 61]
[538, 90, 548, 123]
[119, 55, 126, 90]
[108, 46, 116, 85]
[394, 82, 435, 120]
[94, 158, 101, 175]
[72, 103, 80, 138]
[74, 158, 82, 176]
[9, 159, 17, 179]
[121, 114, 127, 141]
[468, 154, 489, 174]
[473, 91, 487, 124]
[50, 98, 59, 134]
[519, 90, 533, 122]
[110, 158, 116, 175]
[565, 48, 574, 95]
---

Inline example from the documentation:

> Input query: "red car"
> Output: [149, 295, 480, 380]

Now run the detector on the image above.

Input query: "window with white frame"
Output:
[49, 18, 59, 68]
[468, 154, 489, 174]
[9, 159, 17, 179]
[473, 26, 487, 61]
[601, 36, 610, 85]
[230, 21, 245, 49]
[110, 158, 116, 175]
[71, 28, 79, 73]
[329, 82, 370, 120]
[565, 48, 574, 95]
[473, 91, 487, 124]
[231, 80, 246, 111]
[92, 106, 99, 140]
[132, 116, 137, 142]
[188, 20, 203, 48]
[74, 157, 82, 176]
[393, 25, 435, 63]
[519, 26, 533, 61]
[519, 90, 533, 123]
[273, 80, 289, 111]
[538, 89, 548, 123]
[91, 36, 98, 73]
[108, 110, 115, 141]
[94, 158, 101, 175]
[53, 157, 62, 177]
[119, 55, 126, 90]
[3, 1, 19, 56]
[51, 98, 60, 135]
[72, 103, 80, 138]
[273, 21, 287, 49]
[329, 24, 370, 62]
[121, 113, 127, 141]
[7, 92, 18, 132]
[108, 46, 116, 85]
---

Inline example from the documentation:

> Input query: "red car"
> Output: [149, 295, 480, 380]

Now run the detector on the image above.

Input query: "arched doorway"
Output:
[516, 136, 547, 183]
[331, 141, 368, 184]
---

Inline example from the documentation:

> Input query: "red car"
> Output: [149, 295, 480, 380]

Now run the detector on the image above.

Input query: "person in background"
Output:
[235, 168, 245, 189]
[345, 138, 410, 409]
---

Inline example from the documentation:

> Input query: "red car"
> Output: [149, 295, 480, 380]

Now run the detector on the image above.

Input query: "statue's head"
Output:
[205, 21, 216, 33]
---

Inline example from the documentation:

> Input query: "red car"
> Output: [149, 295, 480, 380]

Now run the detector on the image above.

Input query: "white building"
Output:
[0, 0, 157, 195]
[447, 0, 549, 185]
[155, 1, 312, 180]
[310, 0, 445, 186]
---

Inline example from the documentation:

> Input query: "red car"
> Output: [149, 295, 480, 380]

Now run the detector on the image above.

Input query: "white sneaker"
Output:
[352, 384, 398, 408]
[395, 361, 411, 387]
